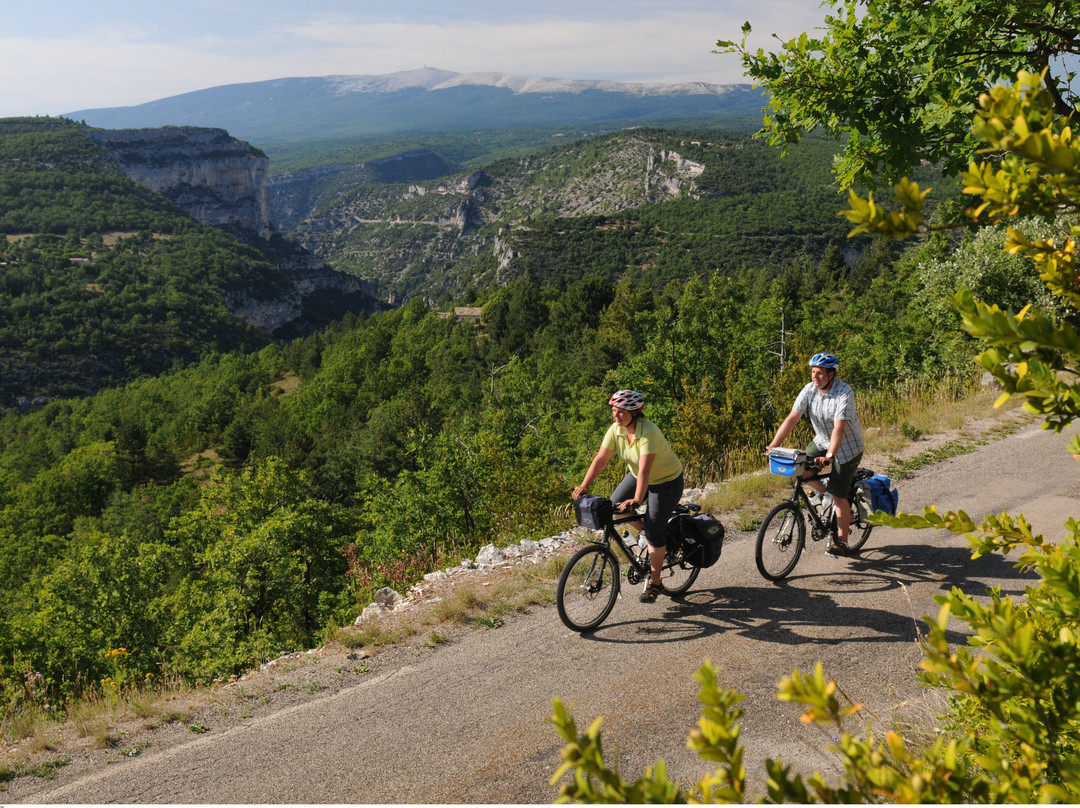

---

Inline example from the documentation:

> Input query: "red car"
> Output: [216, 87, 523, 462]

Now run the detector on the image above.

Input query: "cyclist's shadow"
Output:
[581, 540, 1033, 646]
[584, 585, 926, 647]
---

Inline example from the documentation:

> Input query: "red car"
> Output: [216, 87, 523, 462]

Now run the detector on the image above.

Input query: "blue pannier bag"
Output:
[866, 474, 899, 516]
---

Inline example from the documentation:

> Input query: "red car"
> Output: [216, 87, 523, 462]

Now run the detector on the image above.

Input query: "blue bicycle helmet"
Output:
[808, 352, 840, 369]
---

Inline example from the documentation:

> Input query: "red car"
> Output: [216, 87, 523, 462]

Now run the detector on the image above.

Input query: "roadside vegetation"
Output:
[0, 218, 1010, 711]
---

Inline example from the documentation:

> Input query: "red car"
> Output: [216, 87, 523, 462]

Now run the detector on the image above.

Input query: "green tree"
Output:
[165, 458, 357, 679]
[718, 0, 1080, 186]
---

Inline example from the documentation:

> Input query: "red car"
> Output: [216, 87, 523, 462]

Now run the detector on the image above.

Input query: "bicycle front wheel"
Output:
[661, 544, 700, 595]
[557, 545, 621, 632]
[755, 501, 805, 581]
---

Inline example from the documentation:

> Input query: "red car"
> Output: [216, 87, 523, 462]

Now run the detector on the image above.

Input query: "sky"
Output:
[1, 0, 834, 118]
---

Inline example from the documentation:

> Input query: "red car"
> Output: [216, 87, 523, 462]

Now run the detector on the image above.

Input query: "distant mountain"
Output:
[64, 68, 766, 146]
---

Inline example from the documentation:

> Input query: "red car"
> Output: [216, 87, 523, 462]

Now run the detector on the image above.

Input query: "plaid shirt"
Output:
[793, 378, 865, 464]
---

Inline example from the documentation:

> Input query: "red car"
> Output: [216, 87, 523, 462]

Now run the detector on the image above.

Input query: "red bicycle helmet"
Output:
[608, 389, 644, 411]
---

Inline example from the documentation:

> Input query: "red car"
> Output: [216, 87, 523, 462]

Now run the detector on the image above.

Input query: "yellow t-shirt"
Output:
[601, 418, 682, 484]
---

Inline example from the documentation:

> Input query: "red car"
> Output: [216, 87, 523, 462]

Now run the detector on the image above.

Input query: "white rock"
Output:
[374, 586, 404, 607]
[356, 602, 390, 624]
[475, 544, 505, 566]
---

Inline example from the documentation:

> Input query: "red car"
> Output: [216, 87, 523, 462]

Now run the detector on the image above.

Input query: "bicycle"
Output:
[556, 502, 703, 632]
[755, 451, 875, 582]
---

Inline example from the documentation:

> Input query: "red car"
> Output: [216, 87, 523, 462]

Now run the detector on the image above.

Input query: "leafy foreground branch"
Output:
[549, 512, 1080, 803]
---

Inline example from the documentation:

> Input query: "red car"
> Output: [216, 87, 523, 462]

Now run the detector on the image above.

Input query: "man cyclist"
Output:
[765, 353, 864, 556]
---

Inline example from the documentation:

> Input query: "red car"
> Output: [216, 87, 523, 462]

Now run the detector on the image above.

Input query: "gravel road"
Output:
[10, 417, 1080, 804]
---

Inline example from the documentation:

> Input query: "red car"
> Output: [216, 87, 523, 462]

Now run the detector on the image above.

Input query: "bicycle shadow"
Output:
[583, 584, 930, 647]
[824, 534, 1037, 596]
[579, 537, 1035, 647]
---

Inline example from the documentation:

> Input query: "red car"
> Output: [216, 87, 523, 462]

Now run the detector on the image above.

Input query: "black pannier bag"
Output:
[678, 512, 725, 568]
[574, 495, 614, 530]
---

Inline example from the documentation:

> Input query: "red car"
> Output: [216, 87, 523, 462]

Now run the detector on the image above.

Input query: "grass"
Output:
[328, 556, 563, 654]
[0, 757, 70, 790]
[886, 440, 978, 478]
[119, 742, 151, 758]
[426, 631, 449, 648]
[0, 672, 200, 785]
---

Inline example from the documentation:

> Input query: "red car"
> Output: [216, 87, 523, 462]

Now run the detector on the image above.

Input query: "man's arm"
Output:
[766, 409, 803, 452]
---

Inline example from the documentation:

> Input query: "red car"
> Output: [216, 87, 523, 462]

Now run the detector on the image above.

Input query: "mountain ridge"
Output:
[321, 67, 748, 96]
[268, 127, 860, 304]
[63, 69, 766, 146]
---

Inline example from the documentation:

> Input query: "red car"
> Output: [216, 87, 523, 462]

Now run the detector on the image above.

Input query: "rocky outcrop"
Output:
[226, 253, 379, 334]
[645, 148, 705, 196]
[278, 134, 713, 302]
[90, 128, 272, 240]
[88, 127, 384, 332]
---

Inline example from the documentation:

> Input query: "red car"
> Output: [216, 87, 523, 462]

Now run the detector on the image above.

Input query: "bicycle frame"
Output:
[785, 467, 837, 542]
[595, 504, 701, 584]
[588, 509, 656, 585]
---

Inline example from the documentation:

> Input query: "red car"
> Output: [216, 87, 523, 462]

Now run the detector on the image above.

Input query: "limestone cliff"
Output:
[279, 133, 709, 302]
[90, 128, 272, 240]
[89, 127, 382, 331]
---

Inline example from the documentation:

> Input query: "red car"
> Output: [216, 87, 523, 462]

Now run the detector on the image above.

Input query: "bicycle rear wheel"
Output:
[661, 544, 700, 595]
[557, 545, 620, 632]
[847, 482, 874, 552]
[755, 501, 805, 581]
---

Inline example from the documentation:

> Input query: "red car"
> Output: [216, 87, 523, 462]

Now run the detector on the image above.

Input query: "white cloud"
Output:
[0, 1, 831, 117]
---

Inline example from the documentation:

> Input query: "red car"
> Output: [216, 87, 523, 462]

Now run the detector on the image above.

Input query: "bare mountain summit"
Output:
[325, 67, 742, 97]
[65, 68, 764, 145]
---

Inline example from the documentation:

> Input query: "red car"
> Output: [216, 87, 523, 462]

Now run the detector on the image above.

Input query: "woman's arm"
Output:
[573, 447, 615, 499]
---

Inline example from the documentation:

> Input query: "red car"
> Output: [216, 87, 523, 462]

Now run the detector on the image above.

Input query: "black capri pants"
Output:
[611, 472, 684, 548]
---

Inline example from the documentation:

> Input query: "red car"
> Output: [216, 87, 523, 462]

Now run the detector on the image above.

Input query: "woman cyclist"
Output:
[572, 390, 684, 603]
